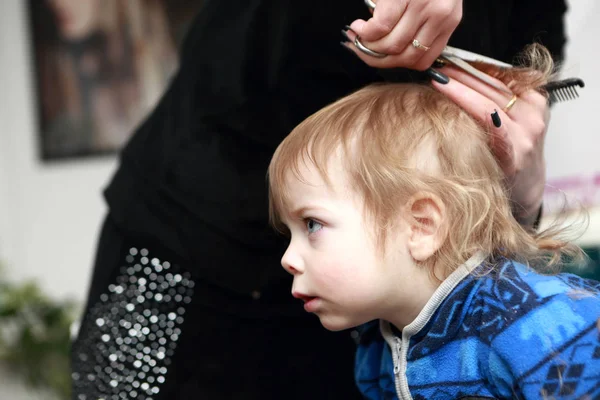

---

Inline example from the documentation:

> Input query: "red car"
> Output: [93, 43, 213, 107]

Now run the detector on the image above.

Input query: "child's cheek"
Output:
[313, 261, 343, 290]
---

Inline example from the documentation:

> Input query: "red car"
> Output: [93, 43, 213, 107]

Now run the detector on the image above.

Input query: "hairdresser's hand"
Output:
[431, 66, 548, 228]
[345, 0, 463, 71]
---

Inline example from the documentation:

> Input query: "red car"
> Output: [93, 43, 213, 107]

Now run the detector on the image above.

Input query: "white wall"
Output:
[0, 0, 117, 303]
[542, 0, 600, 245]
[0, 1, 116, 397]
[1, 0, 599, 302]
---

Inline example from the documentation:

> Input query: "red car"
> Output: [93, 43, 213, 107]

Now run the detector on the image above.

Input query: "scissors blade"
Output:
[443, 46, 513, 69]
[442, 54, 513, 95]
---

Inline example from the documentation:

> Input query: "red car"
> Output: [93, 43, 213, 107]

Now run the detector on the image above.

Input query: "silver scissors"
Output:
[439, 46, 513, 95]
[362, 0, 514, 95]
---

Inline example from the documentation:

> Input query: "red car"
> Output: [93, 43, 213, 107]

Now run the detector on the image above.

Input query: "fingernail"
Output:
[426, 68, 449, 85]
[491, 109, 502, 128]
[341, 29, 350, 42]
[344, 25, 357, 34]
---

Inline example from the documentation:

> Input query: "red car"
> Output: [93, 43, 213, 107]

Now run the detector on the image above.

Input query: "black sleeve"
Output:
[503, 0, 568, 65]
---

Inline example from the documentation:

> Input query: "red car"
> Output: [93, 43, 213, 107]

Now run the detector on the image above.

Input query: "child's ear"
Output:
[404, 192, 448, 262]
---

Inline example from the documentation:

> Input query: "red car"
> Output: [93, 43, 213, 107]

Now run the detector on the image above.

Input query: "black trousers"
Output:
[71, 216, 362, 399]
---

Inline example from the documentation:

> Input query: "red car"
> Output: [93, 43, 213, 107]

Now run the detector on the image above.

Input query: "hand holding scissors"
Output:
[347, 0, 463, 71]
[343, 0, 554, 228]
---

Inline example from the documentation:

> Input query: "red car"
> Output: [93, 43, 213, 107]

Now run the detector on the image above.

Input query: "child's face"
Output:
[278, 154, 435, 331]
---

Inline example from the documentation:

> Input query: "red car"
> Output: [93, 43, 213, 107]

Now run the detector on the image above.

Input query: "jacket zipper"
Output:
[393, 337, 404, 399]
[384, 252, 488, 400]
[392, 335, 413, 400]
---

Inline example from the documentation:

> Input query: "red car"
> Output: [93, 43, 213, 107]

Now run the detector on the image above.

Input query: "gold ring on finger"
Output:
[502, 94, 518, 113]
[411, 39, 431, 52]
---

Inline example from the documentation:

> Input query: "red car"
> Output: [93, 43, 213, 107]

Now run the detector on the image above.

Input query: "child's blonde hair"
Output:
[268, 45, 581, 279]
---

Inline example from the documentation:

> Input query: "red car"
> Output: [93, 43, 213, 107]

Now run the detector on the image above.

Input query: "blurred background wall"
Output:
[542, 0, 600, 244]
[0, 0, 599, 397]
[0, 1, 118, 305]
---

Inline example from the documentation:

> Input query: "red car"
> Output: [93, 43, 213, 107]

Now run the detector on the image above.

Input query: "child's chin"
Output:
[319, 315, 355, 332]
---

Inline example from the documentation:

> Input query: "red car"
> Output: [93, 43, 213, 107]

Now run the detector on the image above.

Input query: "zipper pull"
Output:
[393, 337, 402, 375]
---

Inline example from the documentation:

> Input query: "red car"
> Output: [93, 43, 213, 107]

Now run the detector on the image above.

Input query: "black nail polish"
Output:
[491, 109, 502, 128]
[341, 29, 350, 42]
[425, 68, 449, 85]
[344, 25, 357, 34]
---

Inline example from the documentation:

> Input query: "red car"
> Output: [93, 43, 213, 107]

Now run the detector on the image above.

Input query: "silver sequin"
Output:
[72, 247, 195, 399]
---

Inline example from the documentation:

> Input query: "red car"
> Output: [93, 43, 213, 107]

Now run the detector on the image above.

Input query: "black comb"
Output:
[542, 78, 585, 104]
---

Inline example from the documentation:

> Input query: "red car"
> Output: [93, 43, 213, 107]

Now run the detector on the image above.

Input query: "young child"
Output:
[267, 54, 600, 399]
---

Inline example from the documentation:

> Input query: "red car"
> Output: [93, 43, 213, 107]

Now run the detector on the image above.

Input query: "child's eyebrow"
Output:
[287, 205, 330, 219]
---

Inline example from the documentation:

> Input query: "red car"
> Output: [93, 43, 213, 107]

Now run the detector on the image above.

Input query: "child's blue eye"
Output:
[306, 219, 323, 234]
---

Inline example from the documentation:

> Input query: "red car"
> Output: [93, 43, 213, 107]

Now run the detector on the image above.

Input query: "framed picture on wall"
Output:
[28, 0, 202, 161]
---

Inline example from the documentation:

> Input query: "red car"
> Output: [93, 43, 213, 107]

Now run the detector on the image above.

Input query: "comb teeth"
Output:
[544, 78, 585, 104]
[549, 86, 579, 103]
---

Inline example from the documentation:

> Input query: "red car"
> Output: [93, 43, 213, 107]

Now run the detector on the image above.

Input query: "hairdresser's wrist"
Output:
[512, 191, 544, 231]
[510, 159, 546, 230]
[514, 202, 543, 230]
[510, 173, 545, 230]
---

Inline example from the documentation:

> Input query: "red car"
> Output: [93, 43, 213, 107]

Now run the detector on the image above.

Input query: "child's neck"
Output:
[387, 269, 441, 332]
[387, 251, 487, 333]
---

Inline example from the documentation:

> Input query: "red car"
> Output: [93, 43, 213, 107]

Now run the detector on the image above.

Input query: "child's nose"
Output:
[281, 245, 303, 275]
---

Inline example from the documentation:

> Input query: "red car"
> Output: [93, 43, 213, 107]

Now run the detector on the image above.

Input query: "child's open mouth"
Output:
[292, 292, 320, 312]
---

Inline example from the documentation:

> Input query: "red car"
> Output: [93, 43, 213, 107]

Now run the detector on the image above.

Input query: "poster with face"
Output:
[28, 0, 202, 160]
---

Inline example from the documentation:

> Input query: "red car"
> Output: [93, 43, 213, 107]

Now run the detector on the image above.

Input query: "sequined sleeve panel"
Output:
[71, 247, 195, 400]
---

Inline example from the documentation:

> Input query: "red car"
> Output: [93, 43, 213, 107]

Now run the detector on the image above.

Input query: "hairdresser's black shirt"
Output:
[104, 0, 567, 305]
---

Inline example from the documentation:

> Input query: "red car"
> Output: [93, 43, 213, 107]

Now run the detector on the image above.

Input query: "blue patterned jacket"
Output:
[355, 253, 600, 399]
